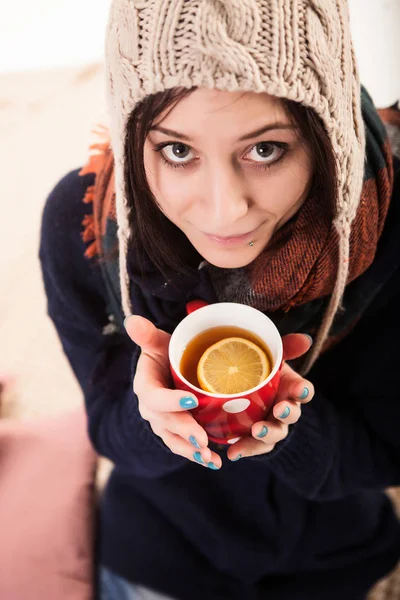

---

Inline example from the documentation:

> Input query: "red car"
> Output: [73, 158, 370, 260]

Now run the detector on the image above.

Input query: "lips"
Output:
[204, 228, 258, 245]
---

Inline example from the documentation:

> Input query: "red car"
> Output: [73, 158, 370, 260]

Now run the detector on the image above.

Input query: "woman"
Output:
[39, 1, 400, 599]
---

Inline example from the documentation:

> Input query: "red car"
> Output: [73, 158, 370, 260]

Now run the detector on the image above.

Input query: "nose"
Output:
[203, 162, 249, 231]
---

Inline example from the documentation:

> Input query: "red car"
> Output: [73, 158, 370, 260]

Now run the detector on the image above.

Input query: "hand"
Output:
[125, 316, 222, 470]
[226, 334, 314, 461]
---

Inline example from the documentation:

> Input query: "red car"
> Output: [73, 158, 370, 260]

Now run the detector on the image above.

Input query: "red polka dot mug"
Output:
[169, 302, 283, 445]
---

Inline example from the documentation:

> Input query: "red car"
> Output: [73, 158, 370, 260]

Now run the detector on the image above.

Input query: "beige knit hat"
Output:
[105, 0, 365, 372]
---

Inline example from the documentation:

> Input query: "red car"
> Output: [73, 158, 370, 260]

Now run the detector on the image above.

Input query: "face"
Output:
[144, 89, 314, 269]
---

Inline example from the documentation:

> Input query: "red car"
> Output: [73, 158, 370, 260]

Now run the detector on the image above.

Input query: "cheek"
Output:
[254, 157, 313, 216]
[154, 175, 196, 220]
[144, 152, 194, 219]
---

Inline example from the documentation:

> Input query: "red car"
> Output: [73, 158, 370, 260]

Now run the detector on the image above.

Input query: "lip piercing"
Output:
[249, 241, 254, 247]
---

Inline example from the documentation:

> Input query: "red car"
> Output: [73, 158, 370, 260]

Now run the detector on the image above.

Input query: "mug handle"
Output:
[186, 300, 209, 315]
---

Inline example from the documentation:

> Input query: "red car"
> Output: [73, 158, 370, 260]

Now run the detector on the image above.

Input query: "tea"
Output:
[180, 325, 273, 391]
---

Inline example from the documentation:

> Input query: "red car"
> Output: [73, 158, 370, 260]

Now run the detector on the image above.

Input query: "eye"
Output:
[245, 142, 286, 164]
[161, 143, 194, 164]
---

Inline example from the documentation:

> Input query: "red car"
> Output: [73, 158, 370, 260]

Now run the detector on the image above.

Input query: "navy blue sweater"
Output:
[40, 164, 400, 600]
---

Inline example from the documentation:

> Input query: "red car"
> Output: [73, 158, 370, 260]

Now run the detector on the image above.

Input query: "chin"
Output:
[197, 246, 261, 269]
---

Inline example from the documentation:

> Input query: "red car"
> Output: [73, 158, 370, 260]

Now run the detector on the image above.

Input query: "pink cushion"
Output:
[0, 408, 97, 599]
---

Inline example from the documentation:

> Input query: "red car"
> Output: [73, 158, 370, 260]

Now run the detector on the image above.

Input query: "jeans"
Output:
[99, 567, 176, 600]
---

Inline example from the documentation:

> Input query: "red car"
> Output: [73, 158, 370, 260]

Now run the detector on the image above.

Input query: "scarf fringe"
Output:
[81, 214, 98, 258]
[79, 120, 112, 257]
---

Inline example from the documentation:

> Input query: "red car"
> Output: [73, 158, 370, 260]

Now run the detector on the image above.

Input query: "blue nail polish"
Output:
[193, 452, 206, 465]
[303, 334, 314, 346]
[257, 426, 268, 438]
[208, 462, 219, 470]
[299, 387, 309, 400]
[279, 406, 291, 419]
[189, 435, 200, 449]
[123, 316, 131, 329]
[232, 454, 242, 461]
[180, 396, 198, 409]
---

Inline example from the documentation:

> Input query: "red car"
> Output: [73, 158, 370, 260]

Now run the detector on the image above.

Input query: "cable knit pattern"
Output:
[105, 0, 365, 371]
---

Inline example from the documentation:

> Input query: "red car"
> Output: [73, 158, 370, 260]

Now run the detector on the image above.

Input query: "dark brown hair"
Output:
[124, 88, 336, 279]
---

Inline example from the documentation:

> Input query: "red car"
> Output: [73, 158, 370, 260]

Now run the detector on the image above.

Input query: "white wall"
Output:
[348, 0, 399, 106]
[0, 0, 399, 106]
[0, 0, 111, 73]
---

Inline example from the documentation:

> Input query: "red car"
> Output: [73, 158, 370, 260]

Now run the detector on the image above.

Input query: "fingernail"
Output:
[279, 406, 291, 419]
[189, 435, 200, 449]
[207, 462, 220, 470]
[232, 454, 242, 461]
[303, 334, 313, 346]
[123, 316, 132, 329]
[257, 426, 268, 438]
[299, 387, 309, 400]
[193, 452, 206, 465]
[180, 396, 198, 409]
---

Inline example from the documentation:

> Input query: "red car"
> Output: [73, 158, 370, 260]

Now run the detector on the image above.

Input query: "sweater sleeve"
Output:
[39, 170, 187, 478]
[253, 270, 400, 501]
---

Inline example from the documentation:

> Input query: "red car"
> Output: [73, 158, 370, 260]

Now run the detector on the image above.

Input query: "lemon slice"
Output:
[197, 337, 270, 394]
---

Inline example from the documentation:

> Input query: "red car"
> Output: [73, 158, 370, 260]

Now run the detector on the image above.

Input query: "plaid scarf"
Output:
[79, 90, 398, 330]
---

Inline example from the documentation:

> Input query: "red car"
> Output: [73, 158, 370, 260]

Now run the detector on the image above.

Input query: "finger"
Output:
[161, 430, 222, 469]
[227, 420, 288, 460]
[133, 352, 199, 413]
[275, 365, 314, 404]
[142, 411, 211, 462]
[227, 436, 275, 460]
[282, 334, 313, 361]
[139, 406, 210, 452]
[271, 400, 301, 425]
[289, 377, 314, 404]
[134, 348, 174, 392]
[162, 411, 211, 456]
[135, 376, 199, 412]
[131, 322, 174, 391]
[125, 315, 171, 357]
[251, 420, 288, 445]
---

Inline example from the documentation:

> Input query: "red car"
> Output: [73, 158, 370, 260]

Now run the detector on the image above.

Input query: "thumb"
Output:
[124, 315, 170, 356]
[282, 333, 313, 362]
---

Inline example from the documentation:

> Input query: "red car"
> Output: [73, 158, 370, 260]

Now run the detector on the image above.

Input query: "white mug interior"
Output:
[169, 303, 283, 398]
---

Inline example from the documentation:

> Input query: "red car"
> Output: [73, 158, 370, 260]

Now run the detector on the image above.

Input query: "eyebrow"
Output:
[150, 122, 298, 143]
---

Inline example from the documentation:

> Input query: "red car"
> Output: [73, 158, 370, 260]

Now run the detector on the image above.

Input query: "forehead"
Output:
[155, 88, 289, 136]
